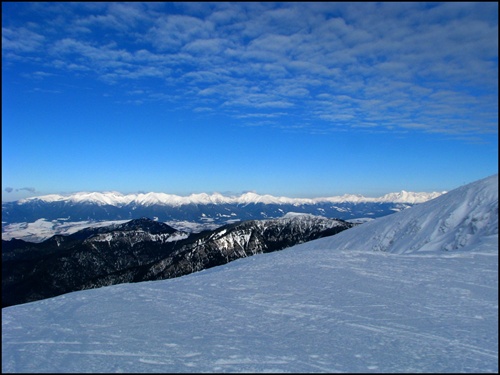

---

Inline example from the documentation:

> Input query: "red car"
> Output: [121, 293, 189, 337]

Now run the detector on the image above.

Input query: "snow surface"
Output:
[16, 189, 445, 207]
[1, 219, 130, 243]
[1, 219, 224, 243]
[300, 174, 498, 254]
[2, 175, 497, 373]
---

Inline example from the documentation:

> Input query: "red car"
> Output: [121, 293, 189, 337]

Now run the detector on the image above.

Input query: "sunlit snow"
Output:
[1, 219, 130, 242]
[17, 189, 445, 207]
[1, 219, 222, 242]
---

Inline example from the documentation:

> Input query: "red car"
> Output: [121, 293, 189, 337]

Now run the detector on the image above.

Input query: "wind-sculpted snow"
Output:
[298, 174, 498, 254]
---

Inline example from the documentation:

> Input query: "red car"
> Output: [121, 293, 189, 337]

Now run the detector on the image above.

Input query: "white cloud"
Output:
[2, 2, 497, 140]
[2, 27, 45, 53]
[148, 15, 214, 51]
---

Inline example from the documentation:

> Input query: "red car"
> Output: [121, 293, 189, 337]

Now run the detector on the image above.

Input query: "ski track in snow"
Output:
[2, 240, 497, 373]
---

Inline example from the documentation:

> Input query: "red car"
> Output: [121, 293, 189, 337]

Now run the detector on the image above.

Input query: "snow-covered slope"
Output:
[299, 174, 498, 254]
[1, 219, 131, 243]
[2, 175, 497, 373]
[2, 231, 497, 373]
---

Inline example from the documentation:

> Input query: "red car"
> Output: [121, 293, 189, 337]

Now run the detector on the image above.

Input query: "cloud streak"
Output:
[2, 2, 497, 141]
[4, 187, 37, 194]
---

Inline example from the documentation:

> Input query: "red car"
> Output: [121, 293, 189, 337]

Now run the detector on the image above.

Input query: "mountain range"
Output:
[2, 190, 444, 225]
[2, 213, 354, 308]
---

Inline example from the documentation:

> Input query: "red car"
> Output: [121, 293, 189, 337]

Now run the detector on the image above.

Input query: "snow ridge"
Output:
[18, 189, 445, 206]
[300, 174, 498, 254]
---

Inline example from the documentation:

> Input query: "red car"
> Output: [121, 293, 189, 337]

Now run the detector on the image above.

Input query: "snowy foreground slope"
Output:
[2, 175, 498, 373]
[299, 174, 498, 254]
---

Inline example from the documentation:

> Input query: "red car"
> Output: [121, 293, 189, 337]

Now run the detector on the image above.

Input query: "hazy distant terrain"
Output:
[2, 190, 442, 242]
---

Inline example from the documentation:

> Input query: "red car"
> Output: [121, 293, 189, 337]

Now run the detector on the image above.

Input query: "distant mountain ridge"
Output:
[2, 190, 445, 225]
[14, 190, 445, 206]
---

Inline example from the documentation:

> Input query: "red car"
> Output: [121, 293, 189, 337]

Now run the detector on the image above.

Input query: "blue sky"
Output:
[2, 2, 498, 202]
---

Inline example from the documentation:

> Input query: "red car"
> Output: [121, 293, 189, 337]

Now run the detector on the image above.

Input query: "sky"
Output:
[2, 2, 498, 202]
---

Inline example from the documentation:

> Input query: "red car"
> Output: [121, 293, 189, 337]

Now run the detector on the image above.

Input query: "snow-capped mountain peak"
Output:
[3, 188, 448, 231]
[281, 212, 320, 219]
[16, 189, 445, 206]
